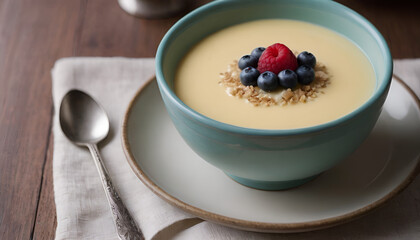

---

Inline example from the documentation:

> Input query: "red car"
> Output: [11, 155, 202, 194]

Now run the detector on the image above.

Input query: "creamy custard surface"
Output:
[174, 19, 375, 129]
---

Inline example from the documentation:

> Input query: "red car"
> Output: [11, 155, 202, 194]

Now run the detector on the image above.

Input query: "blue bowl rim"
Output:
[155, 0, 393, 136]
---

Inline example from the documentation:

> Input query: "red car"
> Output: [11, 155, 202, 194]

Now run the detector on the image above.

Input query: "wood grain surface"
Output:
[0, 0, 418, 239]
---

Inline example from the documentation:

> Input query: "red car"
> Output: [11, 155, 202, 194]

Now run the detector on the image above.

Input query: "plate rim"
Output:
[121, 75, 420, 233]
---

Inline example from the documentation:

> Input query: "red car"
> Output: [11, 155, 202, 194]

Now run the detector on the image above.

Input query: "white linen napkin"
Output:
[52, 58, 197, 240]
[52, 58, 420, 240]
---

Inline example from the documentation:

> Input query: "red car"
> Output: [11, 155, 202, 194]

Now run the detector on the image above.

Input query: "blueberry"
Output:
[257, 71, 279, 92]
[238, 55, 258, 70]
[296, 65, 315, 85]
[250, 47, 266, 59]
[240, 67, 260, 86]
[278, 69, 298, 89]
[297, 51, 316, 68]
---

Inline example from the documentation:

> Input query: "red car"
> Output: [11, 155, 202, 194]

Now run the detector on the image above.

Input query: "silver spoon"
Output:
[59, 89, 144, 240]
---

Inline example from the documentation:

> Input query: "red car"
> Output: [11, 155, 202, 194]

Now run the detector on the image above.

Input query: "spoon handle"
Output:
[87, 144, 144, 240]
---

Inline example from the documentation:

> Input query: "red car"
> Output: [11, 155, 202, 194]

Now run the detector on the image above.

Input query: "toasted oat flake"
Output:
[219, 57, 331, 107]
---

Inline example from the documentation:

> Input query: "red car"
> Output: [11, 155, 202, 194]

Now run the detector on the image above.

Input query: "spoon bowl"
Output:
[59, 90, 109, 145]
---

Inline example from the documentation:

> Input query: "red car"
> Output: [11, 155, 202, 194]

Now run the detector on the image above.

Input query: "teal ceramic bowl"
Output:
[155, 0, 392, 190]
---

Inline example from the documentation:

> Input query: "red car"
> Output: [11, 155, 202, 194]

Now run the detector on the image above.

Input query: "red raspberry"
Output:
[257, 43, 298, 74]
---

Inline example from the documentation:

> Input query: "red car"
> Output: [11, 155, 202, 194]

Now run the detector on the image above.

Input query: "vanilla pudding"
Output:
[174, 19, 376, 129]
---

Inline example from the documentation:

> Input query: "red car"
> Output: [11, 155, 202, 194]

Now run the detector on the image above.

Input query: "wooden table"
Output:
[1, 1, 419, 239]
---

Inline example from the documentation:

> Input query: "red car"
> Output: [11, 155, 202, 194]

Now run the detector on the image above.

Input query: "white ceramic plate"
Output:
[122, 76, 420, 233]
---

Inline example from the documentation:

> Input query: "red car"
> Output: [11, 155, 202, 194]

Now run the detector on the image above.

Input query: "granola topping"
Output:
[219, 58, 330, 107]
